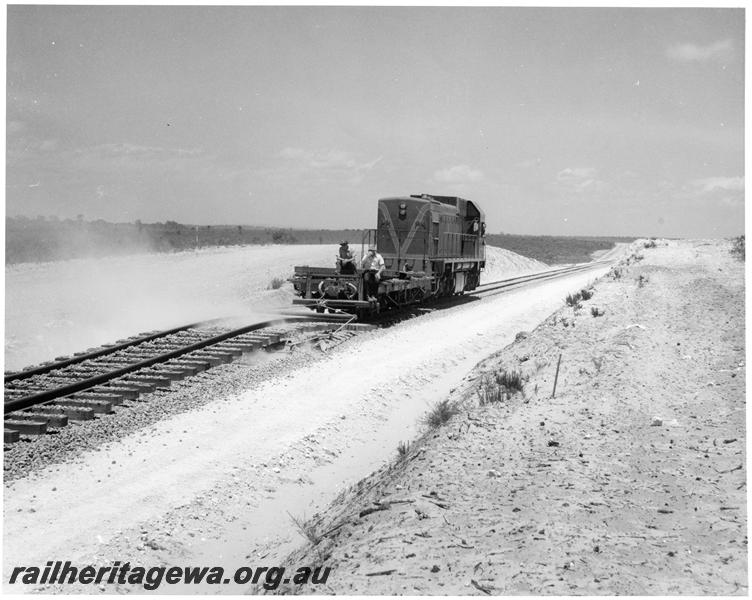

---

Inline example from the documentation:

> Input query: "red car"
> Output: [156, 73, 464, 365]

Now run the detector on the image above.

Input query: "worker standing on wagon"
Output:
[336, 241, 356, 274]
[361, 247, 385, 301]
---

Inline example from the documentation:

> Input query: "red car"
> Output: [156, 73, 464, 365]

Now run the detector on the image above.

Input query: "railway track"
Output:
[3, 315, 353, 444]
[4, 259, 612, 445]
[473, 260, 611, 297]
[368, 260, 611, 325]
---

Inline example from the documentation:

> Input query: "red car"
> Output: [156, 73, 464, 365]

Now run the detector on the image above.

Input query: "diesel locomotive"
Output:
[291, 194, 486, 318]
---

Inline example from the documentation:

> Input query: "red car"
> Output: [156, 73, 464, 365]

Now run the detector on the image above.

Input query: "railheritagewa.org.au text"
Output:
[8, 561, 331, 591]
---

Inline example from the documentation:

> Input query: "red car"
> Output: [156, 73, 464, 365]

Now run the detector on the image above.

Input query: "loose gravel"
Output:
[3, 328, 332, 482]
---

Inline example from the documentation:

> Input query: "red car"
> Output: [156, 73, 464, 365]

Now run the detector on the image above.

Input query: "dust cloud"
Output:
[4, 245, 336, 371]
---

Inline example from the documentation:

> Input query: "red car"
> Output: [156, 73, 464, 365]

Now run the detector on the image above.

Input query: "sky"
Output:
[5, 6, 745, 237]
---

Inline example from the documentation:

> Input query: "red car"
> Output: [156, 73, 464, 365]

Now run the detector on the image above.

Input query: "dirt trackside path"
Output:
[280, 239, 746, 595]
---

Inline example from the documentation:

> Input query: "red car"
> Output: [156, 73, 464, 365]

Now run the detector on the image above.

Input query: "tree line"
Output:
[5, 216, 361, 265]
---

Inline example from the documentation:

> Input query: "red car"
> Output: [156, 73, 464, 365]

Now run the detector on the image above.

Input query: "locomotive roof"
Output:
[379, 194, 485, 219]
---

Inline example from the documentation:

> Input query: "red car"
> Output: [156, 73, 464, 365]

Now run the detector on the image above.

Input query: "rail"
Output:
[4, 315, 347, 416]
[473, 260, 612, 295]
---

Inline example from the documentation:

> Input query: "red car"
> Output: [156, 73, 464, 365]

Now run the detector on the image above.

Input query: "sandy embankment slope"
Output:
[282, 239, 746, 595]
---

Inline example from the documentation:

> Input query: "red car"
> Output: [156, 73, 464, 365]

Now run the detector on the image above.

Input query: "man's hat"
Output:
[339, 240, 349, 245]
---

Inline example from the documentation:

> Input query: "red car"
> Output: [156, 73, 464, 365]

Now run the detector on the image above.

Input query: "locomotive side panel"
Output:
[435, 212, 462, 260]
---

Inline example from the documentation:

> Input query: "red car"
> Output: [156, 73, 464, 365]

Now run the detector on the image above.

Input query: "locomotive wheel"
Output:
[439, 274, 455, 297]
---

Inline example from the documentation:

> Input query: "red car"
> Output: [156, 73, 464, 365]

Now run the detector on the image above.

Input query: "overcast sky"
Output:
[6, 6, 744, 237]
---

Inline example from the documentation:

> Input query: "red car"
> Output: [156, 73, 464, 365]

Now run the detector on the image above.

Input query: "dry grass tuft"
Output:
[396, 440, 411, 459]
[288, 512, 321, 545]
[495, 369, 524, 392]
[565, 292, 582, 307]
[424, 399, 460, 428]
[477, 369, 526, 405]
[477, 380, 503, 406]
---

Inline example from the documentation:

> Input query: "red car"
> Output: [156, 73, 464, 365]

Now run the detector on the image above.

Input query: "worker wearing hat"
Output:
[361, 246, 385, 301]
[336, 240, 356, 274]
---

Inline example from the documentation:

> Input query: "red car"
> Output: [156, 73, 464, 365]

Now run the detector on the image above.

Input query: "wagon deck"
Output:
[290, 266, 433, 313]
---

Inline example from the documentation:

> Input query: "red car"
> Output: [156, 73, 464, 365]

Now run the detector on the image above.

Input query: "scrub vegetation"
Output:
[5, 216, 358, 264]
[6, 216, 634, 266]
[485, 232, 634, 264]
[730, 235, 745, 260]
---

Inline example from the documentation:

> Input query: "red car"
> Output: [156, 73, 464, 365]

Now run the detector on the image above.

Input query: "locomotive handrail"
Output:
[359, 228, 377, 257]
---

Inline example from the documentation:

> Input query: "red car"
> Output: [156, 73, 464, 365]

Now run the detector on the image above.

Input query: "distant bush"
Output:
[484, 233, 636, 264]
[579, 288, 594, 301]
[590, 306, 606, 317]
[731, 235, 745, 260]
[271, 229, 298, 244]
[608, 266, 623, 280]
[268, 277, 286, 290]
[637, 274, 649, 288]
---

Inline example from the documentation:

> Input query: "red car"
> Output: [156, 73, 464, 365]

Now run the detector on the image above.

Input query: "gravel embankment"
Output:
[3, 326, 341, 482]
[281, 239, 746, 595]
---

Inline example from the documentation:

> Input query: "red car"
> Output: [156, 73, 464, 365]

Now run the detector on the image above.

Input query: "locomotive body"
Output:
[291, 194, 486, 318]
[377, 194, 485, 294]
